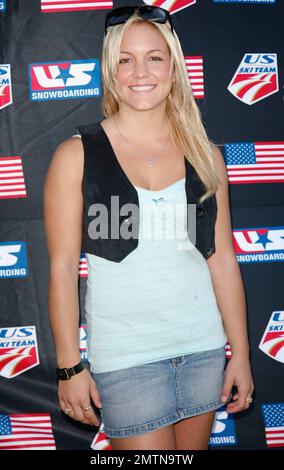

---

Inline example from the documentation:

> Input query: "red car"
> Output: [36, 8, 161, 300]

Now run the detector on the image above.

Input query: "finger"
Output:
[81, 404, 101, 426]
[59, 398, 74, 416]
[59, 398, 67, 411]
[226, 400, 246, 414]
[226, 392, 252, 414]
[72, 404, 90, 424]
[238, 388, 251, 410]
[90, 383, 103, 409]
[64, 400, 76, 418]
[221, 376, 234, 404]
[249, 387, 255, 398]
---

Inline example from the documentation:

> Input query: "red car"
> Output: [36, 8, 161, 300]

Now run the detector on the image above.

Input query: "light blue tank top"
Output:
[84, 174, 227, 373]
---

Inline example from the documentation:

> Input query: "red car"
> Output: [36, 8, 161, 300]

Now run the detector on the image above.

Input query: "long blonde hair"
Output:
[101, 12, 220, 203]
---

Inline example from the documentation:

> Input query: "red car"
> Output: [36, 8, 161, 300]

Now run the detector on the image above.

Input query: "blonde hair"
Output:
[101, 12, 220, 203]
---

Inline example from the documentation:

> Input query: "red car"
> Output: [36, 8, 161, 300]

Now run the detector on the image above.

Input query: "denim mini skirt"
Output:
[91, 345, 229, 439]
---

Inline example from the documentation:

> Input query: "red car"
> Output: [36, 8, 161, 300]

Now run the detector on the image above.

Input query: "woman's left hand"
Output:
[221, 355, 254, 414]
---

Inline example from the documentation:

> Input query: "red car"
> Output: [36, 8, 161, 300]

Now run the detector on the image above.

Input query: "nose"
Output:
[132, 59, 149, 78]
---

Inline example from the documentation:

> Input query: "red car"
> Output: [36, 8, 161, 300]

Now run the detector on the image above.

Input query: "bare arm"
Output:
[44, 137, 102, 425]
[206, 145, 254, 413]
[44, 137, 84, 368]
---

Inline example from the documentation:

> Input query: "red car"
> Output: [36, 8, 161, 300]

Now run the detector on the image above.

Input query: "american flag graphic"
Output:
[0, 413, 56, 450]
[41, 0, 113, 13]
[79, 252, 88, 277]
[262, 404, 284, 448]
[224, 142, 284, 184]
[184, 56, 204, 99]
[0, 156, 27, 199]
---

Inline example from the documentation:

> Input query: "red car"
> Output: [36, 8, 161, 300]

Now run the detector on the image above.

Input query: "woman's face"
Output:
[114, 21, 175, 112]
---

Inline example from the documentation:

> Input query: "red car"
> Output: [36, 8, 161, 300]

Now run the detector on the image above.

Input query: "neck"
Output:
[112, 106, 170, 142]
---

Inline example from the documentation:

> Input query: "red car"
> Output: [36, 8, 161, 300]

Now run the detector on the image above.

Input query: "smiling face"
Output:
[114, 21, 175, 112]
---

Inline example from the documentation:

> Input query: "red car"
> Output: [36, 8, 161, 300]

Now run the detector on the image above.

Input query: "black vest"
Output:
[76, 121, 217, 263]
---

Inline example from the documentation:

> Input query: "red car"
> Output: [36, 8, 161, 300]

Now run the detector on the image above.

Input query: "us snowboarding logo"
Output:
[29, 59, 101, 101]
[233, 226, 284, 264]
[228, 53, 278, 105]
[259, 311, 284, 364]
[0, 241, 28, 278]
[0, 326, 40, 379]
[210, 407, 237, 447]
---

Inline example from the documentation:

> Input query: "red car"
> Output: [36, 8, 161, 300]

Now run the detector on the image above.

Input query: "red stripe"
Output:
[0, 177, 23, 182]
[228, 169, 284, 173]
[255, 141, 284, 145]
[0, 443, 55, 449]
[267, 443, 284, 447]
[0, 181, 25, 185]
[42, 0, 109, 4]
[228, 178, 284, 184]
[228, 167, 284, 171]
[11, 413, 51, 418]
[0, 193, 27, 197]
[42, 5, 110, 12]
[184, 56, 203, 60]
[0, 157, 21, 161]
[1, 436, 54, 443]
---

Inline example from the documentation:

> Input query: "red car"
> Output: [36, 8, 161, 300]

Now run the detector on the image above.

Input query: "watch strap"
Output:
[56, 360, 84, 380]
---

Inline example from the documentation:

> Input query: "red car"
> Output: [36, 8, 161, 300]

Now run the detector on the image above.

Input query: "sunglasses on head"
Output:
[104, 5, 174, 37]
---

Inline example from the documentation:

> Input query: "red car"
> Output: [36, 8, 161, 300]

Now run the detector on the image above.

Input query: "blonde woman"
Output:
[44, 5, 254, 450]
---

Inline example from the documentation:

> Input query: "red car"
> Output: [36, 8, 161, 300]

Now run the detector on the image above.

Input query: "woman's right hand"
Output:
[58, 368, 103, 426]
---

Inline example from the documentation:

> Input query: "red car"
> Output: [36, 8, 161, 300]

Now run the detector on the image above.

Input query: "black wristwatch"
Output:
[56, 360, 85, 380]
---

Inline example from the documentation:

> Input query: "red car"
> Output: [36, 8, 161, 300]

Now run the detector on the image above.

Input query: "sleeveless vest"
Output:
[75, 121, 217, 263]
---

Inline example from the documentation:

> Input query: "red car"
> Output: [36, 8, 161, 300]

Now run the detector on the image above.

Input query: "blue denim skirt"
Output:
[91, 345, 229, 438]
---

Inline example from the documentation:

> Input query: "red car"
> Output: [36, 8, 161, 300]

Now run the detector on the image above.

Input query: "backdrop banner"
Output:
[0, 0, 283, 451]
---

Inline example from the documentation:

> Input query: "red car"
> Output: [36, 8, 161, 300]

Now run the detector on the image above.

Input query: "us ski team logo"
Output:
[0, 326, 40, 378]
[259, 311, 284, 364]
[228, 53, 278, 105]
[0, 64, 13, 110]
[144, 1, 196, 15]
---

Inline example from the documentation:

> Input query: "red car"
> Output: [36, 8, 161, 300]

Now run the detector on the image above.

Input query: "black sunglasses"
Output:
[104, 5, 174, 37]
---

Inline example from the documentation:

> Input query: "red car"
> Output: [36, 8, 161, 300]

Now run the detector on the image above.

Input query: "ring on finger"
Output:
[82, 406, 92, 412]
[246, 396, 253, 404]
[64, 407, 73, 415]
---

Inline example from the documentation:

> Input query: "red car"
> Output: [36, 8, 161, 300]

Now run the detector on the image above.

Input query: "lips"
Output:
[129, 85, 156, 92]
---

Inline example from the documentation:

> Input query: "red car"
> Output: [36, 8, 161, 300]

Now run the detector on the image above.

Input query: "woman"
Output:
[44, 5, 254, 450]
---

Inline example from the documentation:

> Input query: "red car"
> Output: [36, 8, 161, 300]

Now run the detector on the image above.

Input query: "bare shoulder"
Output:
[45, 136, 84, 185]
[51, 136, 83, 169]
[44, 136, 84, 268]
